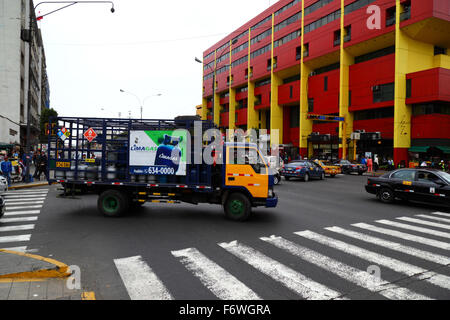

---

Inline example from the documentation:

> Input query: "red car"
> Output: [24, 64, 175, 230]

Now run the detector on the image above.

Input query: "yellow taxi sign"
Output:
[402, 181, 412, 186]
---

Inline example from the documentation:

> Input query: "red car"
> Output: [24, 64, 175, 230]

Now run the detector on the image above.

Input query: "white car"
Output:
[0, 175, 7, 193]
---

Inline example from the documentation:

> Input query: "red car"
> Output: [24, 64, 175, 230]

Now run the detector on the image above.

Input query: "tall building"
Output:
[200, 0, 450, 165]
[0, 0, 50, 150]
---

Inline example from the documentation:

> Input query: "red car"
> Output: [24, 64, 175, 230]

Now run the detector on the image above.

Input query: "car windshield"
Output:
[288, 162, 307, 166]
[438, 171, 450, 184]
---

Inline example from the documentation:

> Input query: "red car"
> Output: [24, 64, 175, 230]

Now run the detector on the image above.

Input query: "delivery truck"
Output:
[46, 116, 277, 221]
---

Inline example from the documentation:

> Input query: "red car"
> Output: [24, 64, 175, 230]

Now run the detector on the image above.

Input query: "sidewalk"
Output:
[7, 181, 52, 190]
[0, 250, 91, 300]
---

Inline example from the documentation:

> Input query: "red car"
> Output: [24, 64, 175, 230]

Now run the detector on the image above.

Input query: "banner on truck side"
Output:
[129, 130, 187, 176]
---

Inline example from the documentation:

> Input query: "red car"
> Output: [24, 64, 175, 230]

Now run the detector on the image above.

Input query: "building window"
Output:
[434, 46, 447, 56]
[308, 98, 314, 113]
[386, 7, 396, 27]
[289, 86, 294, 99]
[344, 25, 351, 42]
[303, 43, 309, 57]
[373, 83, 395, 103]
[333, 30, 341, 47]
[406, 79, 412, 98]
[290, 107, 299, 128]
[349, 90, 352, 106]
[412, 103, 450, 116]
[400, 1, 411, 22]
[255, 95, 262, 106]
[324, 76, 328, 92]
[296, 46, 302, 60]
[355, 46, 395, 64]
[354, 107, 394, 121]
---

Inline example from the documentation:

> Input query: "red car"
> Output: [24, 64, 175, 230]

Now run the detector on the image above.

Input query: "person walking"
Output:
[367, 157, 373, 173]
[0, 156, 13, 186]
[374, 155, 379, 172]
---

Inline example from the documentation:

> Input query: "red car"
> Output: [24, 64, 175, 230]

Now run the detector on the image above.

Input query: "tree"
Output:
[40, 108, 58, 143]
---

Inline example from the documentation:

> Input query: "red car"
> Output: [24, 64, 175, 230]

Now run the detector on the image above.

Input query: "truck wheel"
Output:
[224, 193, 251, 222]
[98, 190, 129, 217]
[378, 188, 395, 204]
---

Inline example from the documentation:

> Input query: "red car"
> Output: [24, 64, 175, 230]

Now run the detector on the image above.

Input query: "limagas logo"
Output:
[130, 145, 157, 152]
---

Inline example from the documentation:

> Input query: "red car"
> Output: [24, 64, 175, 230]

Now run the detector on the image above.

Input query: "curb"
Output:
[0, 249, 71, 281]
[7, 182, 56, 190]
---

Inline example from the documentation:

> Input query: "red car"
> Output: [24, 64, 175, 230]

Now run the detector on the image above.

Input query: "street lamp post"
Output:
[120, 89, 162, 120]
[195, 39, 237, 126]
[24, 0, 115, 183]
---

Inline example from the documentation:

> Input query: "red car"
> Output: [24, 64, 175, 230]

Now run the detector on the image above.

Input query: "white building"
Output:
[0, 0, 49, 151]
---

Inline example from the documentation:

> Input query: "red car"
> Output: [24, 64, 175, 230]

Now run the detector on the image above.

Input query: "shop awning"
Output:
[409, 146, 429, 153]
[436, 146, 450, 154]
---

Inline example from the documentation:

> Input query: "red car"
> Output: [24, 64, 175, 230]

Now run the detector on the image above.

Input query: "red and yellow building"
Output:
[200, 0, 450, 165]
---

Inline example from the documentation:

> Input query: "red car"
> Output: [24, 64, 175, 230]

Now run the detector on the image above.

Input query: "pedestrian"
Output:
[361, 156, 367, 166]
[374, 155, 379, 172]
[367, 157, 373, 173]
[34, 152, 48, 181]
[0, 156, 13, 186]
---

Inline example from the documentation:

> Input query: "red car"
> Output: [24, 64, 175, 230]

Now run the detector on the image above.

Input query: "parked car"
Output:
[265, 156, 284, 185]
[314, 160, 342, 178]
[280, 160, 326, 182]
[0, 175, 7, 193]
[365, 168, 450, 206]
[0, 195, 4, 218]
[334, 159, 367, 175]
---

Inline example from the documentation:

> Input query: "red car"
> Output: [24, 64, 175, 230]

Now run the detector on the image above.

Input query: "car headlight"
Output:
[268, 188, 274, 198]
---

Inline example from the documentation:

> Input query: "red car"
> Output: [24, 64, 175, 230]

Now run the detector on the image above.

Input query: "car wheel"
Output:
[304, 173, 309, 182]
[378, 188, 395, 204]
[274, 174, 280, 185]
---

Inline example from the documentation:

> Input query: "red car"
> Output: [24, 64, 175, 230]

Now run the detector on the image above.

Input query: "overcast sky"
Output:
[37, 0, 274, 120]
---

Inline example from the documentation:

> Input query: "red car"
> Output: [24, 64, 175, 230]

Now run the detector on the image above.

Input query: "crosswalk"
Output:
[0, 188, 49, 252]
[113, 211, 450, 300]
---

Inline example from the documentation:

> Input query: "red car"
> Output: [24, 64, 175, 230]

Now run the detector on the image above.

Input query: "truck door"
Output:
[226, 146, 269, 199]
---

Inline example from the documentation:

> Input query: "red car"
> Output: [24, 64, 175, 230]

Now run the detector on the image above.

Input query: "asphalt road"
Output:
[4, 174, 450, 300]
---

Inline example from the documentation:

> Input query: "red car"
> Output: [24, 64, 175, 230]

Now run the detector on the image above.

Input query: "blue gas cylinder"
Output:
[155, 135, 182, 174]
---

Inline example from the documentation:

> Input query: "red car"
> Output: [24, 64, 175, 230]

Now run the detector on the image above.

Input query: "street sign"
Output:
[83, 128, 97, 142]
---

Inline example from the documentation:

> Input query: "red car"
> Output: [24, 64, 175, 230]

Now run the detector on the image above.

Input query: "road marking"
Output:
[218, 240, 344, 300]
[326, 226, 450, 266]
[0, 235, 31, 244]
[430, 212, 450, 218]
[171, 247, 261, 300]
[0, 246, 27, 252]
[3, 210, 41, 217]
[5, 205, 43, 211]
[415, 214, 450, 224]
[2, 191, 48, 196]
[397, 217, 450, 230]
[353, 223, 450, 250]
[5, 201, 44, 206]
[5, 198, 46, 202]
[0, 217, 39, 224]
[295, 230, 450, 291]
[261, 235, 430, 300]
[114, 256, 173, 300]
[3, 189, 48, 193]
[0, 224, 35, 233]
[2, 195, 48, 199]
[81, 291, 96, 300]
[377, 220, 450, 239]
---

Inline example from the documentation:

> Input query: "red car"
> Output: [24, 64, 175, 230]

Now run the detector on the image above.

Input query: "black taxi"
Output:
[366, 168, 450, 206]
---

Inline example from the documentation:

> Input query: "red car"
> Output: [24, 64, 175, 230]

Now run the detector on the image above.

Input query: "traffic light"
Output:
[45, 123, 57, 136]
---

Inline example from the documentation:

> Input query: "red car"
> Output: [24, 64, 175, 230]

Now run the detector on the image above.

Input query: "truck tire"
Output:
[98, 190, 129, 217]
[224, 193, 252, 222]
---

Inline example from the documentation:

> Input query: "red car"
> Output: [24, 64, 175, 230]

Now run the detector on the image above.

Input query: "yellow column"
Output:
[247, 28, 259, 130]
[270, 14, 283, 146]
[213, 50, 220, 126]
[299, 0, 313, 158]
[229, 39, 236, 129]
[201, 98, 208, 120]
[339, 0, 354, 160]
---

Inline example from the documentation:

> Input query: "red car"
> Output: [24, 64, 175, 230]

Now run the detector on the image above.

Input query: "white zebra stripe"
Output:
[2, 195, 47, 199]
[0, 234, 31, 244]
[2, 191, 48, 196]
[0, 216, 39, 224]
[377, 220, 450, 239]
[5, 205, 43, 211]
[397, 217, 450, 230]
[0, 246, 28, 252]
[430, 212, 450, 218]
[218, 240, 344, 300]
[0, 224, 35, 233]
[3, 210, 41, 216]
[295, 231, 450, 291]
[326, 226, 450, 266]
[114, 256, 173, 300]
[261, 235, 430, 300]
[5, 201, 44, 206]
[172, 247, 261, 300]
[5, 198, 46, 203]
[415, 214, 450, 224]
[353, 223, 450, 250]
